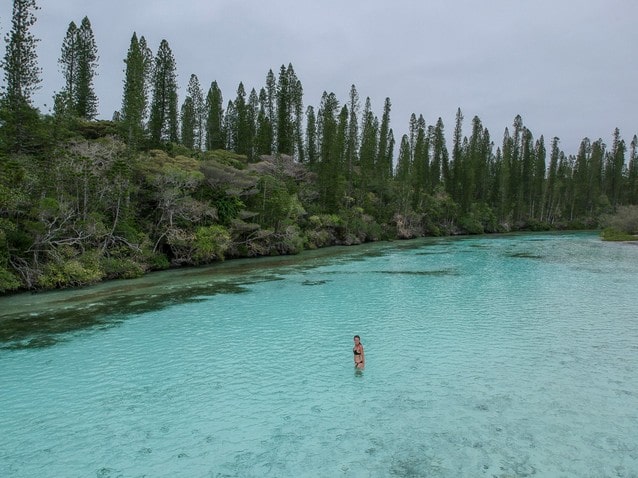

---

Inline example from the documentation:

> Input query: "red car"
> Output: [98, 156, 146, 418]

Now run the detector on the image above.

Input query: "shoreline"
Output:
[0, 228, 603, 299]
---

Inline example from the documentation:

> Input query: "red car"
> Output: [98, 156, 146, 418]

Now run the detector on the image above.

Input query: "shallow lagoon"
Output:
[1, 232, 637, 477]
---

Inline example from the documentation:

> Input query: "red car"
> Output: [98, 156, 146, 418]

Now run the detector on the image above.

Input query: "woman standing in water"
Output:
[353, 335, 365, 369]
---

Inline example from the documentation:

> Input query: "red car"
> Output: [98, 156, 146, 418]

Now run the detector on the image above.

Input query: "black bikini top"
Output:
[353, 347, 362, 355]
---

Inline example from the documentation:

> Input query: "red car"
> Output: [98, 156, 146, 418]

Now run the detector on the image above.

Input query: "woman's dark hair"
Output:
[354, 335, 360, 340]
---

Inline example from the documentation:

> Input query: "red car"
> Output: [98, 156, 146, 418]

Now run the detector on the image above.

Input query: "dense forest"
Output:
[1, 0, 637, 293]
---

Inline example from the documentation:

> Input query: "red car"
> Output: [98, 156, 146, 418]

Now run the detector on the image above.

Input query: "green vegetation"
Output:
[600, 205, 638, 241]
[1, 0, 637, 293]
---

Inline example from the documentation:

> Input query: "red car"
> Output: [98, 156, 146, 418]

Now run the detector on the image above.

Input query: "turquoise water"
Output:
[1, 232, 637, 477]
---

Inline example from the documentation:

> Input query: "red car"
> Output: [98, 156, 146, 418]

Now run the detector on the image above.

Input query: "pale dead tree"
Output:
[249, 154, 312, 182]
[61, 138, 141, 254]
[150, 170, 217, 252]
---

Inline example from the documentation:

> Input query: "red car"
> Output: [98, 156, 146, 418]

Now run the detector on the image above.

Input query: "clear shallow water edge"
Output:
[1, 231, 637, 477]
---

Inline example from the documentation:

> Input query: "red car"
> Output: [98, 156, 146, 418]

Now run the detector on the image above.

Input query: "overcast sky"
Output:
[5, 0, 637, 155]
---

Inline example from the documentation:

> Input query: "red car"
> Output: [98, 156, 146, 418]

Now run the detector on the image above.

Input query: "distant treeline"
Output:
[1, 0, 637, 292]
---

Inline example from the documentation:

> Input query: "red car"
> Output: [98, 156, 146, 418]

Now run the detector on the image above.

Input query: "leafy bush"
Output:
[600, 227, 636, 241]
[601, 205, 638, 235]
[100, 257, 145, 279]
[305, 229, 334, 249]
[524, 218, 552, 232]
[145, 252, 170, 270]
[194, 225, 231, 263]
[458, 214, 484, 234]
[38, 257, 104, 289]
[0, 266, 21, 293]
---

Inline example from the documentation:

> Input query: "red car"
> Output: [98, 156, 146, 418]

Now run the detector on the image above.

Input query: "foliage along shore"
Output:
[1, 1, 637, 294]
[0, 124, 633, 295]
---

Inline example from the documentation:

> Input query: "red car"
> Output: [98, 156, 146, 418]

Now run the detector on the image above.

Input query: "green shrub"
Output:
[147, 253, 170, 270]
[305, 229, 334, 249]
[101, 257, 145, 279]
[0, 266, 21, 293]
[38, 257, 104, 289]
[601, 227, 636, 241]
[275, 226, 304, 254]
[601, 205, 638, 235]
[524, 218, 551, 232]
[458, 214, 484, 234]
[194, 225, 231, 263]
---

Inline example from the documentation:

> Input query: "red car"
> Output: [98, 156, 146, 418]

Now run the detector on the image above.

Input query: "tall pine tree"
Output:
[344, 84, 359, 193]
[358, 97, 378, 190]
[74, 16, 99, 119]
[180, 74, 204, 150]
[304, 105, 317, 165]
[254, 88, 273, 157]
[148, 39, 178, 145]
[376, 97, 393, 184]
[316, 91, 341, 210]
[205, 81, 224, 150]
[180, 96, 195, 149]
[411, 114, 429, 205]
[120, 32, 148, 147]
[186, 74, 204, 150]
[1, 0, 42, 153]
[58, 21, 78, 114]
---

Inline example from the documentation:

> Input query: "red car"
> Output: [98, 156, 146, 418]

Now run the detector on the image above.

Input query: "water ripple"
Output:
[1, 232, 637, 477]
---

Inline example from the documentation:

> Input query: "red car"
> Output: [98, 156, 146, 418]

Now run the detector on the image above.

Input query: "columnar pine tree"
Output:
[148, 39, 178, 145]
[544, 137, 560, 222]
[74, 16, 99, 119]
[605, 128, 626, 208]
[120, 32, 147, 147]
[589, 139, 605, 211]
[462, 115, 483, 212]
[480, 128, 493, 205]
[273, 63, 303, 157]
[334, 104, 348, 171]
[58, 21, 78, 112]
[411, 114, 429, 205]
[470, 116, 492, 206]
[186, 74, 204, 150]
[508, 115, 524, 220]
[573, 137, 591, 217]
[205, 81, 224, 150]
[532, 135, 546, 218]
[291, 77, 304, 161]
[138, 35, 153, 97]
[395, 134, 412, 213]
[1, 0, 42, 154]
[223, 100, 236, 150]
[232, 82, 249, 156]
[358, 97, 378, 190]
[450, 107, 464, 202]
[431, 118, 448, 191]
[408, 113, 418, 160]
[304, 105, 317, 165]
[395, 133, 411, 180]
[275, 65, 293, 155]
[179, 74, 203, 150]
[246, 88, 259, 160]
[376, 98, 392, 184]
[316, 91, 341, 210]
[180, 96, 195, 149]
[498, 127, 516, 221]
[520, 127, 535, 218]
[254, 88, 273, 156]
[344, 84, 359, 193]
[264, 69, 276, 152]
